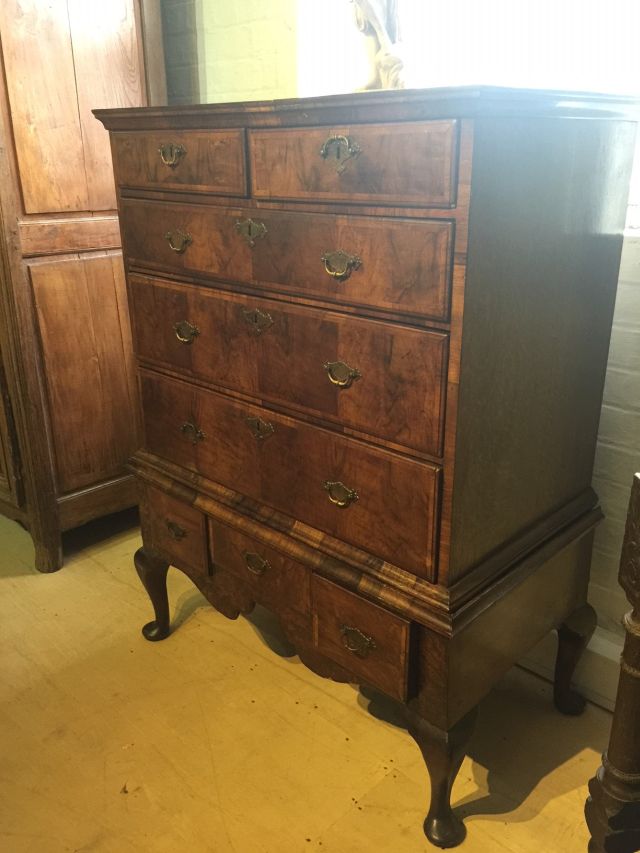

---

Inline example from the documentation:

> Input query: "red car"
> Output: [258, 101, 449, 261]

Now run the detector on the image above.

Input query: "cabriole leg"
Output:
[554, 602, 597, 715]
[405, 705, 478, 849]
[134, 547, 170, 641]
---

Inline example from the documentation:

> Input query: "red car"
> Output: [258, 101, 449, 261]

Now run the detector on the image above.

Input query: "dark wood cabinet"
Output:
[97, 87, 638, 847]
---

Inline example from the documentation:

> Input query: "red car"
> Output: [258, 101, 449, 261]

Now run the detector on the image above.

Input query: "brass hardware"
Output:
[165, 229, 192, 254]
[235, 218, 267, 248]
[340, 625, 376, 659]
[242, 307, 273, 336]
[321, 249, 362, 281]
[319, 135, 361, 174]
[180, 421, 205, 444]
[173, 319, 200, 344]
[246, 415, 275, 440]
[244, 551, 270, 576]
[158, 142, 186, 167]
[323, 480, 359, 508]
[166, 520, 186, 541]
[324, 360, 361, 389]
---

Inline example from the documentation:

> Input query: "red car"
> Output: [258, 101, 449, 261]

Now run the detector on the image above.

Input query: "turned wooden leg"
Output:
[405, 706, 478, 849]
[586, 473, 640, 851]
[134, 547, 171, 641]
[554, 602, 597, 715]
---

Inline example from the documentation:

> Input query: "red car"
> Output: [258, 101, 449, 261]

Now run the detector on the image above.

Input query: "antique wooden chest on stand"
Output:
[96, 87, 638, 848]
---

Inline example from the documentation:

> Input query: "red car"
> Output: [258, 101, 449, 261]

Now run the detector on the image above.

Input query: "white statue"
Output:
[352, 0, 405, 90]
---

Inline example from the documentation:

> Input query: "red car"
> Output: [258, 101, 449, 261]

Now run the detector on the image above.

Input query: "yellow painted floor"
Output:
[0, 510, 608, 852]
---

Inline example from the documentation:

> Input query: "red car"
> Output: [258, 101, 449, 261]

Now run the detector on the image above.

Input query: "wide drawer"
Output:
[111, 130, 247, 196]
[312, 575, 410, 701]
[209, 519, 311, 615]
[139, 484, 208, 575]
[130, 275, 448, 456]
[140, 371, 440, 578]
[249, 121, 458, 207]
[121, 199, 453, 322]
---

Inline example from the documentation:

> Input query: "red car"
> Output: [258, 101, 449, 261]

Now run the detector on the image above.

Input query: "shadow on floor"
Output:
[62, 506, 140, 559]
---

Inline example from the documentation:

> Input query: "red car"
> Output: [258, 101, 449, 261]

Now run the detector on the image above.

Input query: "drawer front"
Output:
[130, 275, 448, 455]
[140, 484, 208, 575]
[312, 575, 410, 700]
[121, 199, 453, 321]
[112, 130, 247, 195]
[140, 371, 440, 578]
[249, 121, 458, 207]
[209, 519, 311, 614]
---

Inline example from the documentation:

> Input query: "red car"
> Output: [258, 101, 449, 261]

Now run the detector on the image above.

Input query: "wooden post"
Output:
[586, 473, 640, 852]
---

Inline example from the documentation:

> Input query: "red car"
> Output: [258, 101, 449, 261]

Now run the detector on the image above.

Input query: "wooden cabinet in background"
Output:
[0, 0, 158, 570]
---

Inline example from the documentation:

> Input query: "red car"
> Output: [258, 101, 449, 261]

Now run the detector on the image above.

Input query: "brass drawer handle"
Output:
[246, 415, 275, 440]
[242, 307, 273, 336]
[236, 218, 267, 248]
[158, 142, 186, 167]
[244, 551, 270, 576]
[324, 360, 361, 389]
[340, 625, 376, 659]
[323, 480, 359, 508]
[174, 319, 200, 344]
[180, 421, 205, 444]
[166, 519, 186, 541]
[165, 229, 192, 254]
[321, 250, 362, 282]
[319, 135, 361, 174]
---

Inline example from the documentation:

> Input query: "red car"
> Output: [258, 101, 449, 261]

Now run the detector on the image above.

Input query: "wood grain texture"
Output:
[121, 199, 453, 321]
[29, 252, 139, 493]
[18, 215, 121, 257]
[249, 120, 458, 207]
[140, 482, 208, 575]
[448, 117, 637, 582]
[68, 0, 145, 211]
[113, 130, 246, 195]
[139, 370, 440, 577]
[129, 274, 448, 456]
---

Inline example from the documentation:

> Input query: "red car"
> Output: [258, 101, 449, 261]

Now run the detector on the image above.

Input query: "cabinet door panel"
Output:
[29, 253, 139, 492]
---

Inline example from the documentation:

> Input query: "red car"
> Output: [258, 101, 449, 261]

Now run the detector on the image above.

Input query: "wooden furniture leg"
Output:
[134, 547, 171, 641]
[554, 602, 597, 715]
[405, 705, 478, 849]
[586, 474, 640, 852]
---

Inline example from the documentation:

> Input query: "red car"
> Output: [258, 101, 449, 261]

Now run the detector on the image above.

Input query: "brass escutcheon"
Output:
[180, 421, 205, 444]
[166, 519, 186, 541]
[246, 415, 275, 440]
[235, 218, 268, 248]
[242, 307, 273, 336]
[244, 551, 270, 576]
[321, 250, 362, 282]
[324, 360, 361, 389]
[158, 142, 186, 167]
[319, 134, 361, 174]
[323, 480, 359, 508]
[174, 319, 200, 344]
[340, 625, 376, 659]
[165, 229, 192, 254]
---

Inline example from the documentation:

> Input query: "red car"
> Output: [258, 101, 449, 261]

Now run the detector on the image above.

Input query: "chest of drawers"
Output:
[96, 87, 638, 848]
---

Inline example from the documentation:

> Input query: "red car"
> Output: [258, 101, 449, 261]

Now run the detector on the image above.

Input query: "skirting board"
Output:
[519, 625, 623, 712]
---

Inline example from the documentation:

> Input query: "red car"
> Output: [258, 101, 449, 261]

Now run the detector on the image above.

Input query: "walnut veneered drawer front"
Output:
[139, 485, 208, 575]
[130, 275, 448, 455]
[209, 519, 311, 615]
[312, 575, 411, 701]
[111, 130, 247, 196]
[249, 121, 458, 207]
[140, 371, 440, 578]
[121, 199, 453, 322]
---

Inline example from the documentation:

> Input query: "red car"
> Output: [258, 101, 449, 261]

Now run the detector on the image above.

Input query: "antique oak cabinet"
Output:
[96, 88, 638, 848]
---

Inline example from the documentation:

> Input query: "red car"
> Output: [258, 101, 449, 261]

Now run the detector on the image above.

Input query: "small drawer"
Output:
[121, 199, 453, 322]
[312, 575, 410, 701]
[249, 120, 458, 207]
[111, 130, 247, 196]
[140, 484, 208, 575]
[208, 519, 311, 615]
